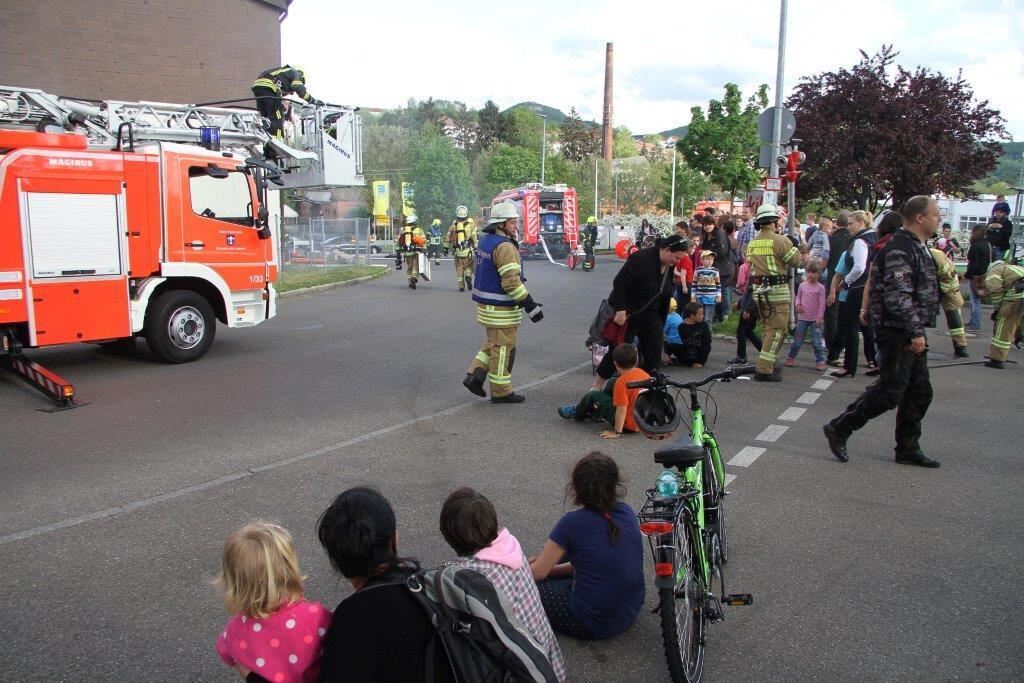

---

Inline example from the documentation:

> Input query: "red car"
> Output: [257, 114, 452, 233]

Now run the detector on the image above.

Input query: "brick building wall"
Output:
[0, 0, 285, 106]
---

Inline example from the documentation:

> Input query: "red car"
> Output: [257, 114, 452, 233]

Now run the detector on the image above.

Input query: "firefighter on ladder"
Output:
[251, 65, 323, 154]
[746, 204, 801, 381]
[929, 246, 969, 358]
[983, 259, 1024, 369]
[428, 219, 444, 265]
[450, 205, 476, 292]
[397, 214, 426, 289]
[463, 201, 543, 403]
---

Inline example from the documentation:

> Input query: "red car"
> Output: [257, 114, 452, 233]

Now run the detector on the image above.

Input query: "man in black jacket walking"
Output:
[823, 196, 942, 468]
[824, 210, 852, 359]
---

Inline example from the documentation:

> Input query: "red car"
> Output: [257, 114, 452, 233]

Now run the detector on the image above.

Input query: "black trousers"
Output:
[735, 290, 762, 360]
[596, 313, 663, 379]
[665, 342, 708, 366]
[824, 299, 842, 360]
[828, 328, 933, 456]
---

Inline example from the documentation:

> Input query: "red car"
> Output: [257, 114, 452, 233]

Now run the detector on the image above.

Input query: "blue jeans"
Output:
[968, 287, 983, 329]
[787, 320, 825, 362]
[702, 303, 717, 328]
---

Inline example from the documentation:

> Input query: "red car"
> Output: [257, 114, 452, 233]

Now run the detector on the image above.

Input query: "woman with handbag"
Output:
[594, 236, 688, 382]
[964, 223, 992, 331]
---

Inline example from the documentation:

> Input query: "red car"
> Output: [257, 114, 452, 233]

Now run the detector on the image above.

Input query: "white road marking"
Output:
[778, 407, 806, 422]
[796, 391, 822, 405]
[724, 474, 737, 486]
[728, 446, 766, 467]
[812, 379, 833, 390]
[755, 424, 789, 442]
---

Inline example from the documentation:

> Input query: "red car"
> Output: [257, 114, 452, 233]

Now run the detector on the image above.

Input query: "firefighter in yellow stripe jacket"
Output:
[450, 205, 477, 292]
[983, 259, 1024, 369]
[463, 201, 543, 403]
[745, 204, 801, 381]
[929, 247, 969, 358]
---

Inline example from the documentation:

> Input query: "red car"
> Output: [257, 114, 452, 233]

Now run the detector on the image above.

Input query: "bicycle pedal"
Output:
[723, 593, 753, 606]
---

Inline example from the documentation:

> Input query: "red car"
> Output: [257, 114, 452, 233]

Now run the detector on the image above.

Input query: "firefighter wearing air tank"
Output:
[397, 215, 426, 289]
[450, 206, 476, 292]
[463, 201, 543, 403]
[983, 259, 1024, 369]
[251, 65, 322, 144]
[929, 247, 969, 358]
[746, 204, 801, 380]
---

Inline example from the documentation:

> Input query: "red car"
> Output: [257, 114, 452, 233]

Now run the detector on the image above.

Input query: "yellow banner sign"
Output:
[372, 180, 390, 217]
[401, 182, 415, 217]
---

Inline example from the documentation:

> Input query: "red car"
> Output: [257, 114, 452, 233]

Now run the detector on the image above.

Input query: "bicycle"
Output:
[627, 365, 756, 682]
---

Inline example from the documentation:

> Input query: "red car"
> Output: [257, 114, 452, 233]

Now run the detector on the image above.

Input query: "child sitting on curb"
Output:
[439, 487, 566, 681]
[666, 302, 712, 368]
[557, 343, 649, 439]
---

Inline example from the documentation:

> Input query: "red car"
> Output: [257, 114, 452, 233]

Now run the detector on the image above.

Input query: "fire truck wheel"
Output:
[145, 290, 217, 363]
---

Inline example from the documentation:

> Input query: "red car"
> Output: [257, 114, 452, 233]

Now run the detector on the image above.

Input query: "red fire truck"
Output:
[0, 85, 361, 407]
[490, 183, 579, 262]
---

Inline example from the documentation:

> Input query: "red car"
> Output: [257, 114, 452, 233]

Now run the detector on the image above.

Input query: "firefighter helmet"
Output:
[586, 215, 597, 224]
[455, 205, 469, 219]
[487, 201, 519, 226]
[405, 214, 418, 225]
[432, 218, 441, 226]
[755, 203, 781, 224]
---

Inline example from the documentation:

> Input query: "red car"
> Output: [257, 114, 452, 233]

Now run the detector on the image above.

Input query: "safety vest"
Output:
[451, 220, 475, 257]
[747, 229, 800, 302]
[428, 226, 442, 245]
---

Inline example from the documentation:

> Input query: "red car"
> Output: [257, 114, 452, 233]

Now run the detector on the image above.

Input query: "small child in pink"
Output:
[785, 263, 827, 370]
[216, 522, 332, 683]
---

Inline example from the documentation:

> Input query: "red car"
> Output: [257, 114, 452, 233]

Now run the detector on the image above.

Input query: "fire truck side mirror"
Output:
[203, 163, 230, 179]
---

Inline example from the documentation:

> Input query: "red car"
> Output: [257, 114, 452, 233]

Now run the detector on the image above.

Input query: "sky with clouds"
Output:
[282, 0, 1023, 139]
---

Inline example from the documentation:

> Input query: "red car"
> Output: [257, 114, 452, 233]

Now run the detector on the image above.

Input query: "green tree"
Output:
[613, 125, 638, 158]
[408, 131, 476, 225]
[445, 102, 477, 155]
[678, 82, 769, 203]
[507, 108, 546, 151]
[560, 107, 595, 162]
[359, 118, 416, 213]
[476, 100, 511, 152]
[482, 144, 540, 199]
[659, 158, 710, 216]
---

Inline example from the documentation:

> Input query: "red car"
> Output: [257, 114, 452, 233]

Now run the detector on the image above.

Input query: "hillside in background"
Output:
[503, 101, 600, 128]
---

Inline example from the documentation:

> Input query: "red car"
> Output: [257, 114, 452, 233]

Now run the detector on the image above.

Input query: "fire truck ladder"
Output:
[0, 85, 319, 162]
[1, 332, 77, 411]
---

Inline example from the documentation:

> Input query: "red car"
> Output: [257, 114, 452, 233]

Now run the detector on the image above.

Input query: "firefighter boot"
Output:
[409, 278, 417, 290]
[464, 275, 473, 291]
[954, 345, 969, 358]
[491, 392, 526, 404]
[463, 368, 487, 397]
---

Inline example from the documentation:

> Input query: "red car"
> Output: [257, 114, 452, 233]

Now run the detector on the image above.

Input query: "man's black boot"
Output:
[464, 275, 472, 291]
[491, 392, 525, 404]
[984, 359, 1004, 369]
[895, 451, 940, 468]
[823, 423, 849, 462]
[753, 370, 782, 382]
[462, 369, 487, 397]
[953, 346, 969, 358]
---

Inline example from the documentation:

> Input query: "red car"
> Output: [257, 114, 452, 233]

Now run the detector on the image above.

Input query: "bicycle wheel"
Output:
[659, 524, 705, 682]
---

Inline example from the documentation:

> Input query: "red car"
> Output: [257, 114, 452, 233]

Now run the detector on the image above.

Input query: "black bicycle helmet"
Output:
[632, 387, 680, 439]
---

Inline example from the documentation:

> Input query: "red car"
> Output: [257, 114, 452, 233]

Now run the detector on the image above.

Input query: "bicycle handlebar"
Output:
[626, 364, 758, 391]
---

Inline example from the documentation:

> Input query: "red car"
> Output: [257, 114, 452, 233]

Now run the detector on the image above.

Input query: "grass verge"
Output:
[276, 265, 385, 293]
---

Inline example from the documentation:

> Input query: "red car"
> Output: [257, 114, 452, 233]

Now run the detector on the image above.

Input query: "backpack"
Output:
[407, 566, 558, 683]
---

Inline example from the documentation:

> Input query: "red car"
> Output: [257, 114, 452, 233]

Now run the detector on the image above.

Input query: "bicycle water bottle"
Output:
[657, 469, 679, 497]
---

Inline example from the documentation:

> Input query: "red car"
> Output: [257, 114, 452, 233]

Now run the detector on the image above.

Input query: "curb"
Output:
[278, 267, 390, 299]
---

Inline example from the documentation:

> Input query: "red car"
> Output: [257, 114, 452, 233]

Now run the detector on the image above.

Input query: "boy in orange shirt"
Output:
[557, 344, 651, 438]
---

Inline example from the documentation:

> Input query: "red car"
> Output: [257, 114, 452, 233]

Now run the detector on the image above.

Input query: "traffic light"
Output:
[784, 150, 806, 184]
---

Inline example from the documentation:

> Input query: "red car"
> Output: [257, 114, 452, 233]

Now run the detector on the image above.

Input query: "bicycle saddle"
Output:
[654, 443, 706, 469]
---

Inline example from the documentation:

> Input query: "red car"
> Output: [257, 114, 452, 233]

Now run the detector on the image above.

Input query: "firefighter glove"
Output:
[523, 295, 544, 323]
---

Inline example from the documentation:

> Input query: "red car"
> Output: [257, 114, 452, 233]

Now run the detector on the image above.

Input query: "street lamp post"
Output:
[670, 149, 677, 224]
[540, 114, 548, 185]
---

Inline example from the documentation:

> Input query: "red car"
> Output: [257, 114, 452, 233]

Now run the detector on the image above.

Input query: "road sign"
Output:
[764, 177, 783, 191]
[757, 107, 797, 144]
[761, 190, 778, 206]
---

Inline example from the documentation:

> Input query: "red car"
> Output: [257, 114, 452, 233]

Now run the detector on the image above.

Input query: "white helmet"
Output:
[455, 205, 469, 219]
[405, 214, 418, 225]
[487, 201, 519, 226]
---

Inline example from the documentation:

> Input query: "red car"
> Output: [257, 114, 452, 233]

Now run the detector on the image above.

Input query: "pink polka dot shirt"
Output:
[217, 598, 332, 683]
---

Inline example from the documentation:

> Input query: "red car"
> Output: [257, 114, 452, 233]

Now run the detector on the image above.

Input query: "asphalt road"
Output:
[1, 256, 1021, 681]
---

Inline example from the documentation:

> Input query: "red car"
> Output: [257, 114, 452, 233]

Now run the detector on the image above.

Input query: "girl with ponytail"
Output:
[316, 488, 453, 681]
[529, 452, 645, 640]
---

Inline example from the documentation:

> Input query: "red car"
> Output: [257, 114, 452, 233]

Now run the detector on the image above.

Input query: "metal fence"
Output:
[278, 217, 379, 268]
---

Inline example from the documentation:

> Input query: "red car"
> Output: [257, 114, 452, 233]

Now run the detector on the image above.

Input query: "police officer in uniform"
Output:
[983, 258, 1024, 368]
[450, 205, 476, 292]
[745, 204, 801, 381]
[252, 65, 323, 149]
[463, 202, 543, 403]
[428, 218, 443, 265]
[396, 214, 426, 289]
[929, 246, 969, 358]
[824, 196, 942, 468]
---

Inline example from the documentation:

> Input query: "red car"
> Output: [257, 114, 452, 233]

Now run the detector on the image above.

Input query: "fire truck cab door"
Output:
[20, 177, 131, 346]
[174, 159, 267, 286]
